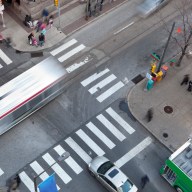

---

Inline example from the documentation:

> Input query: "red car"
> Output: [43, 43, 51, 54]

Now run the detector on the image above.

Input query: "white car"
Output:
[88, 156, 138, 192]
[137, 0, 169, 18]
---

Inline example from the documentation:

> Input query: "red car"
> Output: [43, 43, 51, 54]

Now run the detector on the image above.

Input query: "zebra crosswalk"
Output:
[81, 68, 125, 103]
[17, 106, 152, 192]
[50, 39, 91, 73]
[0, 49, 12, 69]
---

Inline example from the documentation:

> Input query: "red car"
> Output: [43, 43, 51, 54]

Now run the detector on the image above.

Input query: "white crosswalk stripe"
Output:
[19, 172, 35, 192]
[96, 81, 124, 102]
[106, 107, 135, 134]
[54, 145, 83, 174]
[58, 44, 85, 62]
[96, 114, 126, 141]
[65, 137, 92, 164]
[0, 49, 12, 65]
[30, 161, 60, 190]
[80, 68, 124, 102]
[50, 39, 77, 56]
[0, 168, 4, 176]
[76, 129, 105, 156]
[81, 68, 110, 87]
[42, 153, 72, 184]
[86, 122, 116, 149]
[88, 74, 117, 94]
[17, 107, 153, 192]
[115, 137, 152, 168]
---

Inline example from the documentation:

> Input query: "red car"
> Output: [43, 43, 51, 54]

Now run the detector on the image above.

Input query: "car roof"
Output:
[104, 166, 128, 188]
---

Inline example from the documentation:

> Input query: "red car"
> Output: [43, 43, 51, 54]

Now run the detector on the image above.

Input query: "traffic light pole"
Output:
[57, 0, 61, 31]
[157, 22, 175, 72]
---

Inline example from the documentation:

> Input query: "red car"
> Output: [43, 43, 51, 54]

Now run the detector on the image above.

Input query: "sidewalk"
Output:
[0, 0, 128, 52]
[128, 56, 192, 152]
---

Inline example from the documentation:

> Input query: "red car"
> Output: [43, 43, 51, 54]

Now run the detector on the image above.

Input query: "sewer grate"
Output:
[31, 52, 43, 57]
[164, 106, 173, 114]
[131, 74, 145, 84]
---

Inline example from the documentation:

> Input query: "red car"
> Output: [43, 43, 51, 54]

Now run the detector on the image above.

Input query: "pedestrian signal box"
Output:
[54, 0, 58, 7]
[150, 63, 156, 74]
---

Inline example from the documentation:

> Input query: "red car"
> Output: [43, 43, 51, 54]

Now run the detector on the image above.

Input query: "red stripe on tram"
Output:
[0, 80, 58, 120]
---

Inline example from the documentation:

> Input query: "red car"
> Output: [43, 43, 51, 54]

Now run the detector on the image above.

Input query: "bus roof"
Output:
[0, 57, 67, 119]
[170, 139, 192, 179]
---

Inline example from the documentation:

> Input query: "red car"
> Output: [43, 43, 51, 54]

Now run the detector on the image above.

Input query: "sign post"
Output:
[0, 1, 5, 28]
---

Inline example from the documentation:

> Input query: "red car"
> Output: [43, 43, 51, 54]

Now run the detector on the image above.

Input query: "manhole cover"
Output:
[131, 74, 145, 84]
[163, 133, 168, 138]
[164, 106, 173, 114]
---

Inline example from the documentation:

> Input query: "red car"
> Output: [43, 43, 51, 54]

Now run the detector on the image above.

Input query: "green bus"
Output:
[160, 139, 192, 192]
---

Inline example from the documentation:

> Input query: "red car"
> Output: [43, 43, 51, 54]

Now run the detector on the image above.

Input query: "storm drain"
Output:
[164, 106, 173, 114]
[31, 52, 43, 57]
[131, 74, 145, 84]
[163, 133, 168, 138]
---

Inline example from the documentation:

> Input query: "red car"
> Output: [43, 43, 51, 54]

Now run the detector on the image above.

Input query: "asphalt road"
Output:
[0, 1, 184, 191]
[14, 100, 175, 192]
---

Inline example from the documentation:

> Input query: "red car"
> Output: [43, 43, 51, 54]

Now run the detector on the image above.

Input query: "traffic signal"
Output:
[150, 63, 156, 74]
[54, 0, 58, 7]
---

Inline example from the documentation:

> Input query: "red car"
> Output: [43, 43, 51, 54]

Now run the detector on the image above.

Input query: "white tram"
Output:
[0, 57, 67, 135]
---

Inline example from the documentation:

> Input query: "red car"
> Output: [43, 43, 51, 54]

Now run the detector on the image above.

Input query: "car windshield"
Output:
[119, 180, 133, 192]
[97, 161, 114, 174]
[142, 0, 159, 9]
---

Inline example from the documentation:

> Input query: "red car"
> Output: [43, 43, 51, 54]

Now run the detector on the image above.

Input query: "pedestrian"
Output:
[146, 108, 153, 122]
[15, 174, 21, 187]
[28, 32, 34, 45]
[38, 32, 45, 47]
[36, 20, 42, 32]
[187, 80, 192, 92]
[47, 15, 54, 29]
[141, 175, 149, 189]
[42, 9, 49, 22]
[181, 74, 189, 86]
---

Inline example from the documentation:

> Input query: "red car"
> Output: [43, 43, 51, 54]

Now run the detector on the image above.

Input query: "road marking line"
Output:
[114, 21, 134, 35]
[0, 64, 3, 68]
[106, 107, 135, 134]
[96, 81, 124, 102]
[81, 68, 110, 87]
[88, 74, 117, 94]
[54, 145, 83, 174]
[58, 44, 85, 62]
[19, 172, 35, 192]
[0, 49, 12, 65]
[42, 153, 72, 184]
[86, 122, 116, 149]
[96, 114, 126, 141]
[65, 137, 92, 164]
[50, 39, 77, 56]
[0, 168, 4, 176]
[76, 129, 105, 156]
[115, 137, 152, 168]
[66, 56, 93, 73]
[30, 161, 60, 190]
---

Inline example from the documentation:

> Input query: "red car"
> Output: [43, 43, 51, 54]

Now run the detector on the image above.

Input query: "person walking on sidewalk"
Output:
[141, 175, 149, 189]
[181, 74, 189, 86]
[146, 108, 153, 122]
[187, 80, 192, 92]
[38, 33, 45, 47]
[28, 32, 34, 45]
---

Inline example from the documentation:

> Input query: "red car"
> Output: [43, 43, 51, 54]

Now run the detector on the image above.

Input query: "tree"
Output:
[171, 0, 192, 66]
[161, 0, 192, 66]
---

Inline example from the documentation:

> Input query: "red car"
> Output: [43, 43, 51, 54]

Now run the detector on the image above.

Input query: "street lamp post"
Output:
[33, 151, 70, 192]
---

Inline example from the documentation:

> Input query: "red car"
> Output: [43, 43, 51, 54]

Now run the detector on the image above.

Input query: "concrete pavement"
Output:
[128, 55, 192, 152]
[0, 0, 128, 52]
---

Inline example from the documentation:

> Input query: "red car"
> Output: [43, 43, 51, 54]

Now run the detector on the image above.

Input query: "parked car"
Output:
[88, 156, 138, 192]
[137, 0, 169, 18]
